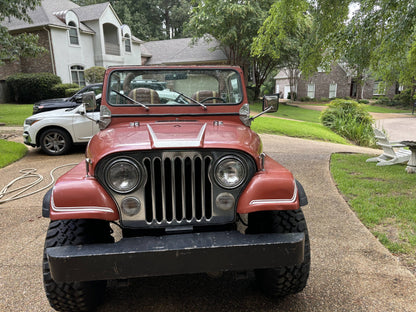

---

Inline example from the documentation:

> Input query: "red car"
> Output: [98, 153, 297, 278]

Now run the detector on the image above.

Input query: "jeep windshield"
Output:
[107, 68, 243, 107]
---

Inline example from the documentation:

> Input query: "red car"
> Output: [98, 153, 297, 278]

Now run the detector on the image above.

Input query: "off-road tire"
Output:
[43, 219, 113, 311]
[246, 209, 310, 297]
[39, 128, 72, 156]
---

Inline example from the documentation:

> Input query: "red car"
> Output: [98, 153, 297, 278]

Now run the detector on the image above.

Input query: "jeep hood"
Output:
[87, 120, 262, 163]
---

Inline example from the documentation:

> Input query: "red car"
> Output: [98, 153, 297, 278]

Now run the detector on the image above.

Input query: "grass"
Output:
[330, 153, 416, 269]
[289, 100, 412, 114]
[0, 140, 27, 168]
[251, 117, 349, 144]
[250, 102, 321, 123]
[0, 104, 33, 126]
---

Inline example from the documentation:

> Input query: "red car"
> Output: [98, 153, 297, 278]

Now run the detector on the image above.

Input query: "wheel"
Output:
[39, 128, 72, 155]
[43, 219, 114, 311]
[246, 209, 310, 297]
[200, 97, 226, 103]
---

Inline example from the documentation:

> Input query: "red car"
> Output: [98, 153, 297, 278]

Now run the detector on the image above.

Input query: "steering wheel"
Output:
[200, 97, 226, 103]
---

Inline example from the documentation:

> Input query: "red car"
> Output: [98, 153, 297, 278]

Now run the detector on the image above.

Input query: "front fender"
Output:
[237, 156, 307, 214]
[46, 162, 119, 221]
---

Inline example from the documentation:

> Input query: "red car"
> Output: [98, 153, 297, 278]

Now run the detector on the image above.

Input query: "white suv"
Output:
[23, 103, 100, 155]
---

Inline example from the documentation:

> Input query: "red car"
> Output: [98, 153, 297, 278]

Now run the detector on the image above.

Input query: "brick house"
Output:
[0, 0, 142, 102]
[275, 63, 398, 100]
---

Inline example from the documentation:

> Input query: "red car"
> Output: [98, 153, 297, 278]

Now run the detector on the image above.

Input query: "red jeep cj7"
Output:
[42, 66, 310, 311]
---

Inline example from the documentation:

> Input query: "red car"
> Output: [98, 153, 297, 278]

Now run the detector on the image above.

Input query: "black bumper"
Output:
[46, 231, 305, 282]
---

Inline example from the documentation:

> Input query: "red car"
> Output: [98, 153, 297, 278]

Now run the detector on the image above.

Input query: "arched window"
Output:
[124, 34, 131, 53]
[68, 21, 79, 45]
[71, 65, 85, 86]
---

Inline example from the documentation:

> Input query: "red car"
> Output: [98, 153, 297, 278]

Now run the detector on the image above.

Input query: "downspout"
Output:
[43, 26, 56, 74]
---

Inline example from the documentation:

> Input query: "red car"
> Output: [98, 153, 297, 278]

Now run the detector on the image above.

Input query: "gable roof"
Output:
[142, 37, 228, 65]
[72, 2, 109, 22]
[1, 0, 113, 34]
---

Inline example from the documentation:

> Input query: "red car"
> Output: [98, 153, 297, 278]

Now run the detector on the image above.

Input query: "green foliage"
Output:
[300, 96, 312, 102]
[287, 92, 297, 100]
[0, 0, 45, 63]
[6, 73, 61, 103]
[0, 140, 27, 168]
[84, 66, 105, 84]
[51, 83, 79, 98]
[320, 99, 375, 146]
[251, 116, 348, 144]
[358, 99, 369, 104]
[331, 153, 416, 262]
[65, 88, 81, 97]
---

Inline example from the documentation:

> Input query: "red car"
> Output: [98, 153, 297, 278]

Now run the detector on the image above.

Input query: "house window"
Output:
[68, 21, 79, 45]
[373, 81, 385, 96]
[71, 65, 85, 86]
[124, 35, 131, 53]
[307, 84, 315, 98]
[329, 84, 337, 98]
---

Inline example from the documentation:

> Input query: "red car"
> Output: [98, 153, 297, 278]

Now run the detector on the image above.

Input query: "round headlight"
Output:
[106, 159, 141, 193]
[214, 156, 247, 189]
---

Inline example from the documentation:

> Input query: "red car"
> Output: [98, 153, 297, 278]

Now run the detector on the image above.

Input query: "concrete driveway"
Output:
[1, 136, 416, 311]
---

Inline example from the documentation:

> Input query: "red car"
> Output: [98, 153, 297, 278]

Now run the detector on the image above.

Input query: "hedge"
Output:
[6, 72, 61, 103]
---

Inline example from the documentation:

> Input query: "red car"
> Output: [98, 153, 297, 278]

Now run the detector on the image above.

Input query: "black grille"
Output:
[143, 153, 212, 223]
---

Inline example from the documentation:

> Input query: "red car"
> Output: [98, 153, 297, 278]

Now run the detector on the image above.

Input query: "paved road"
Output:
[1, 136, 416, 311]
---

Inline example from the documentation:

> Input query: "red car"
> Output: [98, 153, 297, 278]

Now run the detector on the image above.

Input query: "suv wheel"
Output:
[246, 209, 310, 297]
[39, 128, 72, 155]
[43, 219, 113, 311]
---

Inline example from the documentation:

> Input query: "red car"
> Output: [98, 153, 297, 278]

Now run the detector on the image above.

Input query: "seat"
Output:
[366, 128, 411, 166]
[192, 90, 219, 103]
[128, 88, 160, 104]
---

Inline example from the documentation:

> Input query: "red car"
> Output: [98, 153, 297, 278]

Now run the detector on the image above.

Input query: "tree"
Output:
[251, 0, 313, 97]
[0, 0, 45, 64]
[186, 0, 276, 99]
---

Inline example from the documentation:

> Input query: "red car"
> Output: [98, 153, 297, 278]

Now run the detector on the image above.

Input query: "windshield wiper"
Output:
[111, 89, 149, 110]
[174, 90, 207, 110]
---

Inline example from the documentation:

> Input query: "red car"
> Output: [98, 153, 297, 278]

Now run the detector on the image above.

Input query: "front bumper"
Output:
[46, 231, 305, 282]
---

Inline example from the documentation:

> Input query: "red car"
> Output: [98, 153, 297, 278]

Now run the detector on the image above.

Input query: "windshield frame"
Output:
[106, 67, 244, 108]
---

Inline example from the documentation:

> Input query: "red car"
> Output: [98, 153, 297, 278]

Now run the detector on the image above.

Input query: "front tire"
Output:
[246, 209, 310, 297]
[39, 128, 72, 155]
[43, 219, 113, 311]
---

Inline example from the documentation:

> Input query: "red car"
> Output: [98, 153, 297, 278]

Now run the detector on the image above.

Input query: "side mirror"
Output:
[262, 95, 279, 113]
[82, 91, 96, 112]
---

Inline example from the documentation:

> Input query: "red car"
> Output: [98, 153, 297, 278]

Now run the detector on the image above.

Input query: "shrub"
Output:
[85, 66, 105, 84]
[395, 88, 413, 107]
[320, 99, 375, 146]
[6, 72, 61, 103]
[319, 97, 330, 102]
[300, 96, 312, 102]
[51, 83, 80, 98]
[375, 96, 391, 106]
[287, 91, 297, 100]
[358, 99, 369, 104]
[65, 87, 81, 97]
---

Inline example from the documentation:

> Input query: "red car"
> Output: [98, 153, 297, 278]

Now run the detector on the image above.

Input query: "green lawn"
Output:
[0, 140, 27, 168]
[250, 102, 321, 123]
[251, 116, 348, 144]
[0, 104, 33, 126]
[331, 153, 416, 268]
[288, 100, 412, 114]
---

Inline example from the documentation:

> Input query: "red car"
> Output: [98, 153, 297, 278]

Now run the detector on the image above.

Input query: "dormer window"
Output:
[124, 34, 131, 53]
[68, 21, 79, 45]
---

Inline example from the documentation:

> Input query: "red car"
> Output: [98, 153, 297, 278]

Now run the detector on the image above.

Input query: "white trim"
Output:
[51, 196, 114, 213]
[249, 182, 298, 205]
